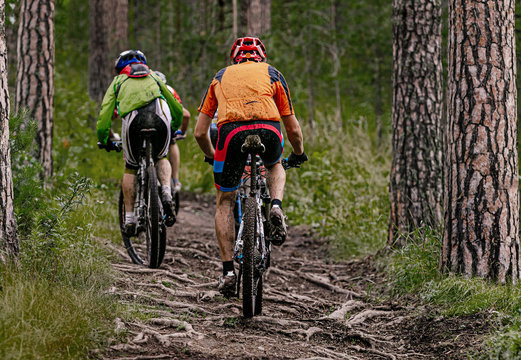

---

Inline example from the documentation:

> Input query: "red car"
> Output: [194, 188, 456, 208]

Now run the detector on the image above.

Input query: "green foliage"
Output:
[387, 229, 521, 359]
[10, 111, 44, 235]
[0, 270, 116, 359]
[3, 85, 120, 359]
[284, 121, 390, 258]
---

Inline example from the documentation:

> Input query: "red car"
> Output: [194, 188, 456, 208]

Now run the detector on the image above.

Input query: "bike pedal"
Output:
[164, 214, 176, 227]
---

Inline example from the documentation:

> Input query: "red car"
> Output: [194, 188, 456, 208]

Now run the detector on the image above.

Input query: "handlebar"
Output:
[281, 158, 294, 170]
[98, 140, 123, 152]
[172, 131, 187, 141]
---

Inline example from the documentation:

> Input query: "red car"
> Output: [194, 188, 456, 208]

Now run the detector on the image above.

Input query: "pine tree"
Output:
[15, 0, 55, 179]
[389, 0, 444, 245]
[442, 0, 520, 283]
[0, 0, 18, 258]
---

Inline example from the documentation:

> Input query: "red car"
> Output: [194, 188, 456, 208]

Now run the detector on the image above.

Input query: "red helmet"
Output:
[230, 37, 267, 64]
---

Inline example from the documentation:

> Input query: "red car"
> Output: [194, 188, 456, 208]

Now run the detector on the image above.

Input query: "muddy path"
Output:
[103, 193, 491, 360]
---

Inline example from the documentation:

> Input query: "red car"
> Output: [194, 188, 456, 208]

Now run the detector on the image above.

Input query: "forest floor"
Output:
[101, 193, 492, 360]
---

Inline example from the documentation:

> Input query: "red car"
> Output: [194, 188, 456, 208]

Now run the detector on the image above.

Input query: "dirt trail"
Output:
[103, 193, 490, 360]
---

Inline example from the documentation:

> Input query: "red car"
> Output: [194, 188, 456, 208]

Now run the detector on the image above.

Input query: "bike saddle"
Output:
[241, 135, 265, 154]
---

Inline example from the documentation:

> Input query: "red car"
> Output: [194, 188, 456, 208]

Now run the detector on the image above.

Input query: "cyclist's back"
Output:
[96, 50, 183, 234]
[194, 37, 307, 298]
[200, 61, 293, 126]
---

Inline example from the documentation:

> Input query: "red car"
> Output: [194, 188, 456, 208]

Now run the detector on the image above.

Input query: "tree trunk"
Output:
[329, 0, 342, 129]
[0, 0, 18, 258]
[15, 0, 55, 180]
[88, 0, 111, 105]
[111, 0, 128, 55]
[247, 0, 270, 36]
[389, 0, 444, 246]
[442, 0, 520, 283]
[233, 0, 238, 39]
[306, 7, 314, 130]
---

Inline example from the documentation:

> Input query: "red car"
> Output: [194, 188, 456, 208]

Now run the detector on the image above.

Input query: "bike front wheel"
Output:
[118, 189, 145, 265]
[242, 197, 263, 318]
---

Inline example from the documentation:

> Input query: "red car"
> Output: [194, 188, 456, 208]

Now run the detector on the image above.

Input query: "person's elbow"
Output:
[194, 125, 207, 140]
[183, 108, 191, 120]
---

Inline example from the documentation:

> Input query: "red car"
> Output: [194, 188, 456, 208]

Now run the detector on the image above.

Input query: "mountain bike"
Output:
[233, 135, 299, 318]
[101, 128, 168, 269]
[170, 130, 186, 217]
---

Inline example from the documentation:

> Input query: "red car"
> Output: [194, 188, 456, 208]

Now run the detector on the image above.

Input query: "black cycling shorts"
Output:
[123, 101, 170, 170]
[213, 120, 284, 192]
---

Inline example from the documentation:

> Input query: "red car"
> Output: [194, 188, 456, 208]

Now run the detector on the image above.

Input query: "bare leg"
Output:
[156, 158, 172, 187]
[168, 143, 180, 182]
[215, 190, 237, 262]
[122, 173, 137, 212]
[267, 162, 286, 201]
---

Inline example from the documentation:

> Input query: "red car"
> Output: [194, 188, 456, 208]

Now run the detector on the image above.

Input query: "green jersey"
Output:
[96, 66, 183, 145]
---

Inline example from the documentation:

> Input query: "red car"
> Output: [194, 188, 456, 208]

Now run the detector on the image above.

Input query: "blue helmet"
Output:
[115, 50, 147, 72]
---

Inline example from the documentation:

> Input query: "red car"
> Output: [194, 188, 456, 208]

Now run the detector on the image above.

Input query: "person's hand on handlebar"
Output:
[204, 156, 214, 166]
[286, 152, 308, 168]
[173, 129, 186, 141]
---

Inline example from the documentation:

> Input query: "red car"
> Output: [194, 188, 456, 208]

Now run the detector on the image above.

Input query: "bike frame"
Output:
[234, 153, 271, 291]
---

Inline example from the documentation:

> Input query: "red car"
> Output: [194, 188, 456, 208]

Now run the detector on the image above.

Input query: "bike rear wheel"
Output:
[145, 165, 166, 268]
[242, 197, 263, 318]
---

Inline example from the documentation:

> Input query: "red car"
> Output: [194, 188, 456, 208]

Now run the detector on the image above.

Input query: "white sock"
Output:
[125, 212, 135, 223]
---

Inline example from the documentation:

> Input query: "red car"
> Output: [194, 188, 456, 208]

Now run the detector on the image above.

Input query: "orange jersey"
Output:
[198, 61, 294, 126]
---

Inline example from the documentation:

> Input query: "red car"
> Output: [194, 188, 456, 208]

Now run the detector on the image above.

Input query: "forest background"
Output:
[2, 0, 521, 358]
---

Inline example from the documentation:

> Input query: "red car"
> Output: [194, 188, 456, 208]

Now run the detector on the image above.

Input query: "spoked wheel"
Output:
[242, 197, 264, 318]
[119, 189, 144, 266]
[173, 190, 180, 216]
[145, 165, 166, 269]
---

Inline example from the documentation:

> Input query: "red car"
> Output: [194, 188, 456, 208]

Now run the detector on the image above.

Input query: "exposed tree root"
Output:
[346, 309, 393, 326]
[299, 273, 364, 298]
[320, 300, 366, 320]
[350, 344, 397, 360]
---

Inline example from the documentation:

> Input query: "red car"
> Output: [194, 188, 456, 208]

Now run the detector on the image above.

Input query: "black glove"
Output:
[287, 152, 308, 168]
[105, 141, 118, 152]
[204, 156, 214, 166]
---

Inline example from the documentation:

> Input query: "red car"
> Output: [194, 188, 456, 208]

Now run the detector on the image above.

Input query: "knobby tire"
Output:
[243, 196, 262, 318]
[146, 165, 164, 268]
[119, 189, 145, 265]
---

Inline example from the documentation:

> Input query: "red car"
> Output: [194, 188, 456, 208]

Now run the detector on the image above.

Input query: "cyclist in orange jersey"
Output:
[194, 37, 307, 297]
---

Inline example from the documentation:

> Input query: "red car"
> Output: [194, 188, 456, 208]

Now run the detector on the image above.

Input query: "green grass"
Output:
[0, 66, 125, 359]
[0, 272, 116, 360]
[284, 119, 390, 258]
[176, 113, 391, 259]
[386, 228, 521, 358]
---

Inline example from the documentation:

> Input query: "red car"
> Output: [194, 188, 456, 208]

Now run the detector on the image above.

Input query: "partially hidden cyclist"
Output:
[154, 71, 191, 193]
[194, 37, 308, 296]
[97, 50, 183, 236]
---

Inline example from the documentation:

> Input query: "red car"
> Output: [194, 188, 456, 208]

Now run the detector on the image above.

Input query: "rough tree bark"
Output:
[442, 0, 520, 283]
[233, 0, 238, 39]
[88, 0, 110, 104]
[389, 0, 444, 246]
[15, 0, 55, 180]
[247, 0, 270, 36]
[110, 0, 128, 56]
[0, 0, 18, 257]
